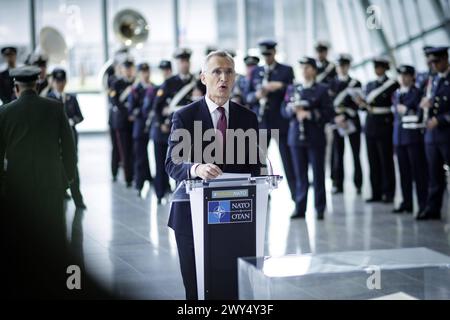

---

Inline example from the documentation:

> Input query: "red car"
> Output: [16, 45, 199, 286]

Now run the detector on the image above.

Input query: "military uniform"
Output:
[282, 57, 334, 219]
[363, 57, 399, 202]
[0, 66, 77, 296]
[47, 68, 86, 209]
[392, 65, 428, 214]
[110, 60, 135, 186]
[247, 40, 296, 200]
[231, 55, 259, 108]
[0, 47, 17, 104]
[418, 47, 450, 220]
[315, 42, 337, 85]
[151, 49, 195, 202]
[330, 55, 362, 193]
[128, 63, 155, 192]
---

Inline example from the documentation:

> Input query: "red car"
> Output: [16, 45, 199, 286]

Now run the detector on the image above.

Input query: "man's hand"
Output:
[162, 106, 171, 116]
[396, 104, 407, 114]
[355, 96, 367, 108]
[427, 117, 439, 130]
[195, 164, 223, 180]
[334, 115, 346, 128]
[256, 88, 267, 100]
[264, 81, 284, 92]
[296, 109, 311, 121]
[420, 97, 431, 110]
[160, 123, 170, 133]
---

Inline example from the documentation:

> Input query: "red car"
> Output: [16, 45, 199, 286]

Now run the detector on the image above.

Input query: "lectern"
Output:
[172, 175, 282, 300]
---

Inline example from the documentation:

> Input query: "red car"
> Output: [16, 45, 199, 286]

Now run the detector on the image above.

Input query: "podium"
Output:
[172, 175, 282, 300]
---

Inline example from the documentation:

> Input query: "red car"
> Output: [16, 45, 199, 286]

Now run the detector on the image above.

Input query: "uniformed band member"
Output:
[330, 54, 362, 194]
[392, 65, 428, 214]
[0, 66, 77, 296]
[110, 59, 136, 187]
[128, 62, 155, 195]
[31, 54, 52, 96]
[357, 57, 399, 203]
[152, 48, 195, 203]
[47, 68, 86, 209]
[282, 57, 334, 220]
[417, 46, 450, 220]
[231, 55, 260, 108]
[0, 46, 18, 104]
[248, 40, 296, 200]
[315, 41, 337, 85]
[416, 46, 436, 97]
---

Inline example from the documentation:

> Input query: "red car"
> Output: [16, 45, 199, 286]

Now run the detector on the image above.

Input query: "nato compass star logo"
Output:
[208, 201, 230, 224]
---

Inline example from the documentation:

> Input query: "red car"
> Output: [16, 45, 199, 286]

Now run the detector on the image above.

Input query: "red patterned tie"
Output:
[217, 106, 227, 153]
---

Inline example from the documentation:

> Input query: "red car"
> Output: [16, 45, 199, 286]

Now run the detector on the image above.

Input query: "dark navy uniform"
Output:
[151, 71, 195, 202]
[231, 55, 259, 108]
[106, 64, 121, 181]
[418, 47, 450, 220]
[47, 68, 86, 208]
[282, 57, 334, 219]
[247, 40, 296, 200]
[330, 73, 363, 193]
[392, 65, 428, 214]
[362, 58, 399, 202]
[110, 63, 135, 186]
[128, 77, 155, 191]
[0, 47, 18, 104]
[315, 42, 337, 85]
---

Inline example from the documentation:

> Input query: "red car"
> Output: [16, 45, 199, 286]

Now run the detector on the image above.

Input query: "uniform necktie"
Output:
[216, 106, 227, 152]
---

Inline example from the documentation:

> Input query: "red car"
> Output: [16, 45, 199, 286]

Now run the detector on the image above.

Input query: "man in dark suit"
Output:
[0, 66, 77, 298]
[166, 51, 261, 300]
[247, 40, 296, 201]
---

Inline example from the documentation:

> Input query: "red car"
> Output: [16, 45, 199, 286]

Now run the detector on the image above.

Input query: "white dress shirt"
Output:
[190, 95, 230, 178]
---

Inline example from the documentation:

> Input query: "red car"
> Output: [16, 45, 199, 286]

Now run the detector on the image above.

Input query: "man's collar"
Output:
[438, 66, 450, 79]
[338, 74, 349, 82]
[205, 94, 230, 114]
[377, 74, 387, 83]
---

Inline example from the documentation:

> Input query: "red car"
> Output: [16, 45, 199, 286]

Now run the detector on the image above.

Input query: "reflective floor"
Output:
[66, 134, 450, 299]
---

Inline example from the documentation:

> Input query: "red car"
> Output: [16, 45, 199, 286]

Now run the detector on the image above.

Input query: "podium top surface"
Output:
[171, 175, 283, 202]
[239, 248, 450, 278]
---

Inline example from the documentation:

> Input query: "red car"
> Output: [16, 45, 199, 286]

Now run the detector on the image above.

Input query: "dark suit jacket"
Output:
[0, 89, 77, 195]
[393, 86, 423, 146]
[165, 98, 261, 236]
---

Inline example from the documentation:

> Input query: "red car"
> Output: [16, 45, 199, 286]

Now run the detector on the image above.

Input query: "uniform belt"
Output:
[369, 106, 392, 114]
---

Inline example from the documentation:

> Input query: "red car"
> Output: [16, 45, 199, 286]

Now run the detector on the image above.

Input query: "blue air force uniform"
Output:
[128, 65, 155, 191]
[282, 57, 334, 219]
[418, 47, 450, 220]
[363, 58, 399, 202]
[392, 65, 428, 213]
[247, 40, 296, 200]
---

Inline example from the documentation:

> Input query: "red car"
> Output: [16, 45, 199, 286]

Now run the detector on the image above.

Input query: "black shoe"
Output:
[317, 211, 324, 220]
[332, 186, 343, 195]
[291, 209, 305, 219]
[157, 197, 163, 205]
[64, 192, 71, 200]
[126, 181, 133, 188]
[366, 197, 381, 203]
[112, 176, 117, 182]
[356, 188, 362, 195]
[416, 208, 439, 220]
[392, 206, 412, 214]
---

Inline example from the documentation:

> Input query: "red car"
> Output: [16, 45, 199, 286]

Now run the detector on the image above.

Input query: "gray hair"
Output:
[201, 50, 235, 73]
